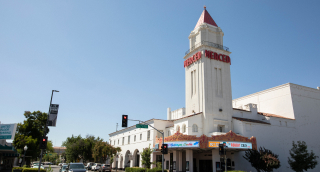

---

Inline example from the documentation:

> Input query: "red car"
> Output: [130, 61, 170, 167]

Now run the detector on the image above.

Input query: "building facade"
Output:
[109, 7, 320, 172]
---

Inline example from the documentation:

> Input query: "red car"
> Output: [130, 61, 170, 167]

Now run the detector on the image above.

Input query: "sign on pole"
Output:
[48, 104, 59, 127]
[136, 124, 148, 128]
[0, 124, 17, 140]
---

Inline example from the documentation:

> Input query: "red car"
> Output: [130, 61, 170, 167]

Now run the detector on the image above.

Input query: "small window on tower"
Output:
[191, 71, 194, 96]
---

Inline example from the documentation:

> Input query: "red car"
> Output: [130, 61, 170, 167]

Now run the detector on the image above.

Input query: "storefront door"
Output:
[199, 160, 212, 172]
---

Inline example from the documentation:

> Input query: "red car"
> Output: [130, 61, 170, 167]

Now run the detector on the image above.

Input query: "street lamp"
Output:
[22, 145, 28, 167]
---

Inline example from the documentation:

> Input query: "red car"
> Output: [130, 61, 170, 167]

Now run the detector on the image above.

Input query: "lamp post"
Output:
[22, 145, 28, 167]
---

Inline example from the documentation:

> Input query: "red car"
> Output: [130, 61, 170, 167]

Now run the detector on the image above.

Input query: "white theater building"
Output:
[109, 7, 320, 172]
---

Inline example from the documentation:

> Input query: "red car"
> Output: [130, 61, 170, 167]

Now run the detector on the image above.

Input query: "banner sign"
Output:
[0, 124, 17, 140]
[48, 104, 59, 127]
[166, 141, 199, 148]
[208, 141, 252, 149]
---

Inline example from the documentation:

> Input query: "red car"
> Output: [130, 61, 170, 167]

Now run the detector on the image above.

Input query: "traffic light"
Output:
[161, 144, 168, 154]
[122, 115, 128, 127]
[39, 136, 48, 149]
[219, 144, 224, 155]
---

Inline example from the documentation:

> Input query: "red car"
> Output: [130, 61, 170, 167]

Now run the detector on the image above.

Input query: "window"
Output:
[176, 125, 180, 133]
[122, 137, 124, 145]
[134, 135, 136, 142]
[182, 124, 186, 133]
[280, 121, 282, 126]
[140, 133, 142, 140]
[166, 161, 169, 169]
[118, 139, 119, 145]
[192, 124, 198, 132]
[168, 130, 170, 136]
[114, 140, 115, 145]
[147, 130, 150, 141]
[191, 71, 193, 96]
[128, 136, 130, 144]
[191, 70, 196, 97]
[215, 68, 223, 97]
[219, 126, 223, 132]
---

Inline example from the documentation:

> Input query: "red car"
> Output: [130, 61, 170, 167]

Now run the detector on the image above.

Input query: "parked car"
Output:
[85, 162, 95, 170]
[58, 163, 62, 166]
[67, 163, 86, 172]
[91, 163, 101, 171]
[99, 164, 111, 172]
[59, 165, 68, 172]
[33, 164, 44, 169]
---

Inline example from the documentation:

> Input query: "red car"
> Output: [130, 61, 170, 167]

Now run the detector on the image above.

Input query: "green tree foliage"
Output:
[13, 111, 49, 160]
[243, 147, 280, 172]
[288, 141, 319, 172]
[62, 135, 104, 163]
[141, 144, 153, 169]
[93, 141, 121, 163]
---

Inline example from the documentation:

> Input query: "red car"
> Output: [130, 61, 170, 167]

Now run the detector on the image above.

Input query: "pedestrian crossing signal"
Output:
[219, 144, 224, 155]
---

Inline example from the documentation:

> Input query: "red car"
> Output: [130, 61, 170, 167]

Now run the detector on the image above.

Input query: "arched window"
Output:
[182, 124, 186, 133]
[176, 125, 180, 133]
[192, 124, 198, 132]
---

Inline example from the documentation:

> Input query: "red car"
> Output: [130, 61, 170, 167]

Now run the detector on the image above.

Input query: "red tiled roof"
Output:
[258, 112, 295, 120]
[232, 117, 271, 125]
[194, 7, 218, 29]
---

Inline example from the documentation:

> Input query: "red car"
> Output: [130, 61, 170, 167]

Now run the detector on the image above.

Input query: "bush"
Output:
[125, 167, 146, 172]
[22, 168, 46, 172]
[12, 167, 24, 172]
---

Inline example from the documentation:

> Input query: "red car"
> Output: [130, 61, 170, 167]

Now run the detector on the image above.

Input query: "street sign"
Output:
[48, 104, 59, 127]
[136, 124, 148, 128]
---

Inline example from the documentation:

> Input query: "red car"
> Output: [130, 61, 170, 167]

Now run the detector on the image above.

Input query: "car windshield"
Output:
[70, 164, 85, 169]
[62, 166, 68, 169]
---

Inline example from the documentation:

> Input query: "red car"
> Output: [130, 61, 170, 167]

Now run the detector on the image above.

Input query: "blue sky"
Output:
[1, 0, 320, 146]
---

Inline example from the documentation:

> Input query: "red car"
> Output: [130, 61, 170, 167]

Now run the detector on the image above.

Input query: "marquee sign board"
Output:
[48, 104, 59, 127]
[208, 141, 252, 149]
[165, 141, 200, 148]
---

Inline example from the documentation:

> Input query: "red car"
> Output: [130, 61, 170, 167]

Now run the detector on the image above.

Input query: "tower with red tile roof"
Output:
[184, 7, 232, 135]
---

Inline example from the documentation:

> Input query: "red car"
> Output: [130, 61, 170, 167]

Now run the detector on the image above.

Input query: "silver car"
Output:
[99, 164, 111, 172]
[59, 165, 68, 172]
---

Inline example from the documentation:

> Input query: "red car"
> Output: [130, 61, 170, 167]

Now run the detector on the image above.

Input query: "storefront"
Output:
[0, 144, 19, 170]
[155, 131, 257, 172]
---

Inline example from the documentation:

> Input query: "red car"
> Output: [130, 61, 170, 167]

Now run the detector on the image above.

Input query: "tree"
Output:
[62, 135, 103, 163]
[288, 141, 319, 172]
[243, 147, 280, 172]
[13, 111, 49, 160]
[141, 144, 153, 169]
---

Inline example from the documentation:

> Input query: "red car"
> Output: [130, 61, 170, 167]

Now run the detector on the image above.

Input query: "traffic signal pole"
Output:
[38, 90, 58, 172]
[128, 119, 165, 172]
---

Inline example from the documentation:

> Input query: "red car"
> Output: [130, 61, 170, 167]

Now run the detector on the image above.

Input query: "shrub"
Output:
[125, 167, 146, 172]
[23, 168, 46, 172]
[12, 167, 24, 172]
